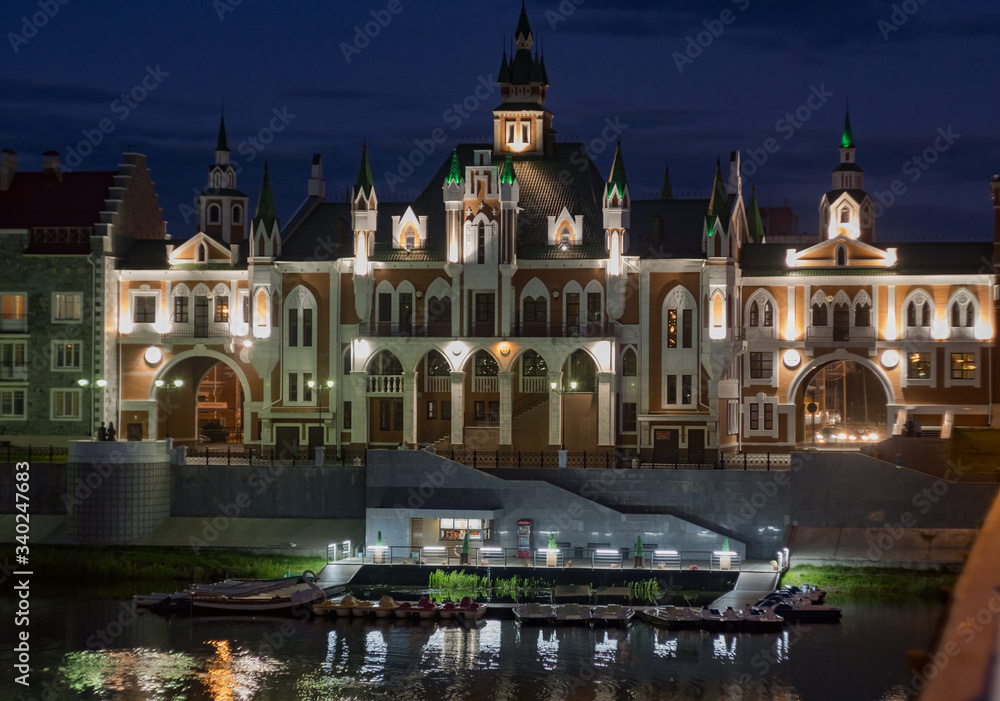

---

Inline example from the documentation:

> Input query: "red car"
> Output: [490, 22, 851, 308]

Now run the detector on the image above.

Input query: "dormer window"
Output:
[197, 243, 207, 263]
[560, 227, 571, 246]
[213, 172, 221, 188]
[405, 232, 414, 251]
[208, 204, 220, 224]
[839, 207, 850, 224]
[836, 246, 846, 266]
[507, 123, 515, 144]
[521, 123, 530, 144]
[232, 204, 242, 225]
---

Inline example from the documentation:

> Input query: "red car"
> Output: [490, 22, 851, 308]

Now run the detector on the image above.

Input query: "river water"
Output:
[0, 596, 941, 700]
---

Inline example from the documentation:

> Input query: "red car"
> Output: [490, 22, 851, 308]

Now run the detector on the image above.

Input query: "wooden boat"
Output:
[374, 595, 399, 619]
[591, 604, 634, 626]
[700, 607, 728, 631]
[394, 601, 416, 619]
[741, 606, 785, 632]
[134, 591, 192, 610]
[639, 606, 702, 629]
[554, 603, 592, 626]
[721, 606, 744, 629]
[757, 594, 842, 622]
[513, 602, 554, 626]
[782, 585, 826, 604]
[189, 572, 324, 615]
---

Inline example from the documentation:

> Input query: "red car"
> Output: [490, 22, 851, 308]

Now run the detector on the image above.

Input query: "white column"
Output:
[548, 370, 563, 446]
[785, 286, 796, 340]
[402, 371, 416, 447]
[351, 371, 368, 445]
[450, 371, 465, 446]
[597, 371, 614, 446]
[499, 371, 513, 446]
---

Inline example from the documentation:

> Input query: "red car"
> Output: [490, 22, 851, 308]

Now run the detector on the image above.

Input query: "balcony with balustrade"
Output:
[0, 315, 27, 333]
[806, 324, 876, 345]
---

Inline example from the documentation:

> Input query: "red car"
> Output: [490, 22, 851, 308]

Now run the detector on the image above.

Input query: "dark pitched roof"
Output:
[821, 188, 868, 202]
[216, 116, 229, 152]
[607, 141, 627, 197]
[747, 187, 765, 244]
[199, 187, 247, 197]
[252, 164, 278, 231]
[629, 198, 709, 258]
[660, 165, 674, 200]
[355, 143, 375, 198]
[0, 171, 114, 229]
[832, 162, 863, 173]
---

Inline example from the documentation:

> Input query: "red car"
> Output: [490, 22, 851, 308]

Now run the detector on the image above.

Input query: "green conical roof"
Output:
[355, 142, 375, 197]
[499, 154, 517, 185]
[707, 158, 729, 234]
[841, 111, 854, 149]
[216, 115, 229, 152]
[445, 149, 463, 185]
[747, 185, 765, 243]
[253, 162, 278, 231]
[660, 165, 674, 200]
[607, 140, 628, 199]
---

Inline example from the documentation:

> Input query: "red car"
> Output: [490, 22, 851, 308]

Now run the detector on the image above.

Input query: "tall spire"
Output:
[355, 141, 375, 198]
[660, 164, 674, 200]
[607, 140, 628, 198]
[747, 185, 765, 243]
[515, 1, 532, 46]
[841, 109, 854, 149]
[216, 113, 229, 152]
[708, 158, 729, 230]
[499, 153, 517, 185]
[253, 162, 278, 230]
[498, 50, 511, 83]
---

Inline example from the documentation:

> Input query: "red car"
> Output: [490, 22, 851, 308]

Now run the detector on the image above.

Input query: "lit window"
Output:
[1, 389, 25, 418]
[950, 352, 975, 380]
[52, 389, 81, 420]
[53, 342, 81, 370]
[133, 295, 156, 323]
[214, 296, 229, 323]
[54, 293, 82, 322]
[907, 352, 930, 380]
[174, 296, 189, 323]
[763, 301, 773, 327]
[0, 341, 27, 381]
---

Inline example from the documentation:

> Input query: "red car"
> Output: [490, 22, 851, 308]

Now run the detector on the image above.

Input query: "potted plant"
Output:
[546, 533, 558, 567]
[460, 532, 470, 565]
[634, 535, 645, 569]
[719, 537, 731, 571]
[375, 530, 385, 564]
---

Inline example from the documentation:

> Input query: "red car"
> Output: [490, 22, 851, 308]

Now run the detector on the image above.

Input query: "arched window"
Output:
[255, 289, 268, 327]
[836, 246, 846, 266]
[560, 227, 571, 246]
[839, 206, 850, 224]
[966, 302, 976, 328]
[763, 301, 773, 327]
[477, 221, 486, 264]
[812, 303, 828, 327]
[855, 303, 871, 327]
[227, 173, 234, 188]
[951, 302, 961, 327]
[426, 350, 450, 376]
[213, 172, 221, 188]
[521, 349, 547, 377]
[368, 350, 402, 376]
[196, 243, 207, 262]
[232, 204, 243, 225]
[749, 301, 759, 327]
[208, 204, 221, 224]
[907, 301, 917, 327]
[474, 350, 498, 377]
[405, 232, 415, 251]
[622, 348, 637, 376]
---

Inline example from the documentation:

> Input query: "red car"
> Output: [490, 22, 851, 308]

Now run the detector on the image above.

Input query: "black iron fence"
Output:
[1, 444, 69, 464]
[442, 449, 790, 471]
[181, 445, 367, 467]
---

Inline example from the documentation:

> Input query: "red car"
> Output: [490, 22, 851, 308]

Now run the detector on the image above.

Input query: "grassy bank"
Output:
[781, 564, 956, 599]
[14, 545, 326, 595]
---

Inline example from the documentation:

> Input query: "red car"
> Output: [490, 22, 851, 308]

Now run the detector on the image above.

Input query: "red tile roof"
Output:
[0, 170, 115, 229]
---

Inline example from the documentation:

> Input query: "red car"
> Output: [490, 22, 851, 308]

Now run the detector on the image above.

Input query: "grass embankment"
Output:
[950, 428, 1000, 473]
[781, 564, 956, 600]
[16, 545, 326, 595]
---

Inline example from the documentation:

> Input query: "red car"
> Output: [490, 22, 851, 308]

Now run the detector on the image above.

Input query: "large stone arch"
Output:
[786, 350, 896, 406]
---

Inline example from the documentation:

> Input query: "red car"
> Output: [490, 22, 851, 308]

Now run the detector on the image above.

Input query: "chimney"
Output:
[1, 149, 17, 191]
[727, 150, 741, 196]
[308, 153, 326, 199]
[42, 150, 60, 174]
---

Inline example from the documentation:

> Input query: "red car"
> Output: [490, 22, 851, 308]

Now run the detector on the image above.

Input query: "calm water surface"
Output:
[0, 596, 942, 700]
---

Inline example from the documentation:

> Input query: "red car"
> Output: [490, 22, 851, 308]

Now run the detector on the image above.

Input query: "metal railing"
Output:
[0, 317, 28, 333]
[355, 545, 741, 570]
[806, 325, 876, 342]
[447, 449, 790, 471]
[1, 444, 69, 464]
[182, 445, 367, 466]
[0, 366, 29, 381]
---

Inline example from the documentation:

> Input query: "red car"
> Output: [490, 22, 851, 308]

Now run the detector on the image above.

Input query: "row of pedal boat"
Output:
[314, 595, 488, 621]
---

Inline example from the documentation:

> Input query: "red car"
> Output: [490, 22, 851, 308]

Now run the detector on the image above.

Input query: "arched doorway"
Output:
[557, 349, 599, 451]
[367, 349, 404, 446]
[150, 350, 253, 444]
[792, 357, 890, 446]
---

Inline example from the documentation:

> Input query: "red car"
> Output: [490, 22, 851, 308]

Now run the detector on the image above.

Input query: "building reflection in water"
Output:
[201, 639, 284, 701]
[60, 649, 194, 699]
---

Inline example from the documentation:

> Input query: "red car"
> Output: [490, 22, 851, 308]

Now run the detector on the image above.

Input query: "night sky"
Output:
[2, 0, 998, 242]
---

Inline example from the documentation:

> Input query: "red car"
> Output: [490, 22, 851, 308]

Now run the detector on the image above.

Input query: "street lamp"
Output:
[307, 379, 335, 445]
[155, 378, 184, 439]
[78, 378, 108, 439]
[549, 379, 577, 450]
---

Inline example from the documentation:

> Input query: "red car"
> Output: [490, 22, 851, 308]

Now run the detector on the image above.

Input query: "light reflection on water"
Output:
[0, 598, 944, 700]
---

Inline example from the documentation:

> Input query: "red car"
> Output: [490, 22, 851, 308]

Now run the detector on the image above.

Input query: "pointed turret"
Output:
[708, 158, 729, 223]
[841, 110, 854, 149]
[354, 142, 375, 199]
[250, 163, 281, 258]
[606, 140, 628, 201]
[515, 1, 532, 46]
[498, 51, 511, 84]
[253, 163, 278, 232]
[499, 153, 517, 186]
[216, 114, 229, 153]
[445, 148, 463, 185]
[660, 165, 674, 200]
[747, 185, 765, 243]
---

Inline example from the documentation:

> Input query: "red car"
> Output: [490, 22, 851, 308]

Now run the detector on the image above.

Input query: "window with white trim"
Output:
[53, 293, 82, 322]
[51, 389, 81, 420]
[1, 389, 25, 419]
[0, 340, 27, 381]
[133, 295, 156, 323]
[52, 341, 82, 370]
[749, 351, 772, 380]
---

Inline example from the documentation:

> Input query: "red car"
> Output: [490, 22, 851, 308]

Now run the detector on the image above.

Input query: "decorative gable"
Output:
[391, 206, 428, 251]
[547, 206, 584, 246]
[169, 232, 235, 265]
[785, 235, 896, 269]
